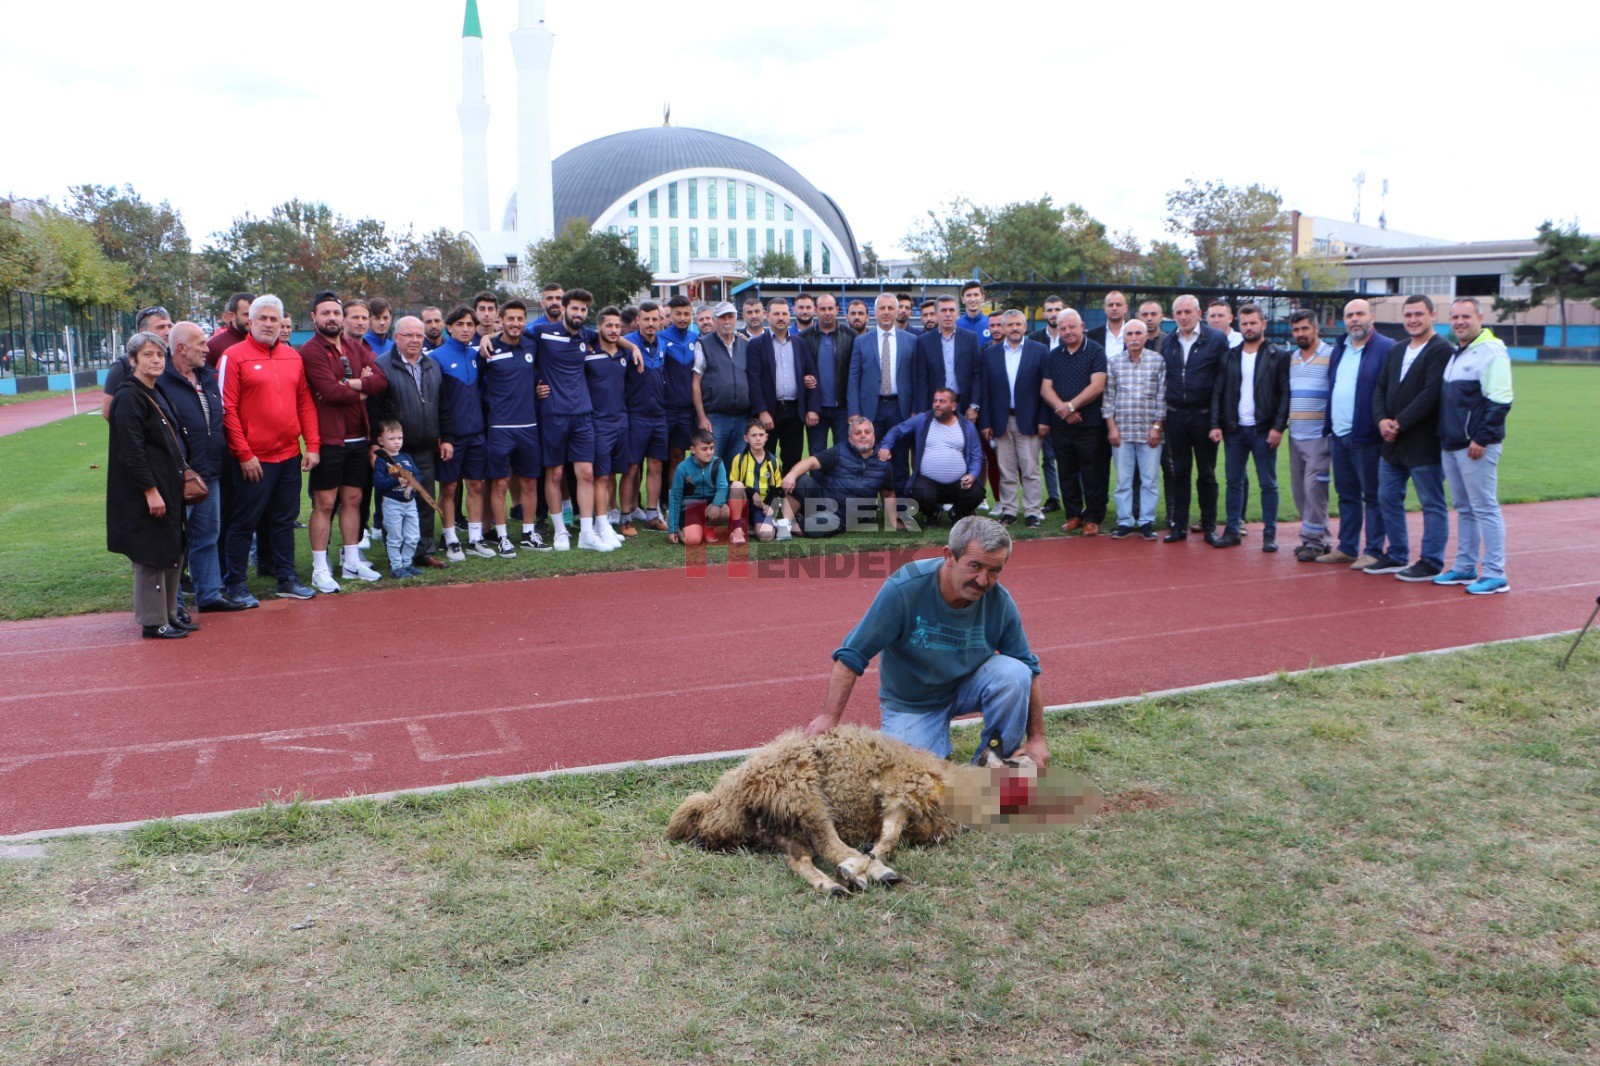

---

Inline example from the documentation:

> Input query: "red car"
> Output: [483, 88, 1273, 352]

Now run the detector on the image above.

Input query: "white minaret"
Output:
[457, 0, 490, 234]
[509, 0, 556, 254]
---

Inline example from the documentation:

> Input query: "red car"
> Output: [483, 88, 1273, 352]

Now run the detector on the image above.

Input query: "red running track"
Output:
[0, 390, 102, 437]
[2, 499, 1594, 837]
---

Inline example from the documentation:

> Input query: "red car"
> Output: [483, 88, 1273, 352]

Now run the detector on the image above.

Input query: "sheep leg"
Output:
[799, 819, 875, 892]
[774, 833, 847, 898]
[860, 805, 909, 885]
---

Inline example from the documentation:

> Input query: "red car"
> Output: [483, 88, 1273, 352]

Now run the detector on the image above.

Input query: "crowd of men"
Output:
[114, 278, 1516, 612]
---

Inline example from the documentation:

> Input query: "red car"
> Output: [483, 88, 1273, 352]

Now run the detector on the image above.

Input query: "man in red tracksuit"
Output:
[220, 295, 321, 605]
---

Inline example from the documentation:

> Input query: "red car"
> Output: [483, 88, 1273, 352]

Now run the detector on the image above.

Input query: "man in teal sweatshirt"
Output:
[806, 515, 1048, 766]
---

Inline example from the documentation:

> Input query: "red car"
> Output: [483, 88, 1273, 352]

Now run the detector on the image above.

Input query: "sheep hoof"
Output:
[824, 883, 849, 899]
[874, 867, 902, 886]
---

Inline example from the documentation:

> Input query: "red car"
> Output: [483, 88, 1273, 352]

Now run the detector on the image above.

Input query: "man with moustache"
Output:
[1317, 298, 1394, 569]
[1159, 294, 1231, 544]
[799, 292, 857, 455]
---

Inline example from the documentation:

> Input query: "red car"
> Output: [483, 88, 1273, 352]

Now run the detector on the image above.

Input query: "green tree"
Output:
[1495, 220, 1600, 347]
[66, 184, 191, 312]
[525, 219, 652, 308]
[903, 196, 1114, 282]
[393, 227, 499, 309]
[0, 208, 37, 293]
[204, 200, 398, 316]
[1164, 179, 1290, 287]
[742, 249, 802, 277]
[23, 211, 132, 308]
[904, 199, 982, 276]
[859, 242, 884, 277]
[1141, 240, 1189, 288]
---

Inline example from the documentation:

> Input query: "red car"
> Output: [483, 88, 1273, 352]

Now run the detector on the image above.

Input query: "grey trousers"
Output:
[1287, 435, 1332, 550]
[132, 562, 180, 626]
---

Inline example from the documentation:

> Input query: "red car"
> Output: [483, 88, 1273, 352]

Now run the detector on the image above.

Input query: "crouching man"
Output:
[805, 515, 1049, 767]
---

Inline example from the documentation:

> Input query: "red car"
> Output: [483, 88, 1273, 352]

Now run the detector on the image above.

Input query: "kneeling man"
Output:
[806, 515, 1048, 767]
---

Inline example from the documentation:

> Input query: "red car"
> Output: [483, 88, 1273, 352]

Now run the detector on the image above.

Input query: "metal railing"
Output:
[1, 291, 134, 378]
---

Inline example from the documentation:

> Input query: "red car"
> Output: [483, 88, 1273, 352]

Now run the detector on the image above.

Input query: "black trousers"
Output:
[1050, 424, 1110, 524]
[873, 396, 911, 493]
[909, 476, 986, 526]
[1164, 406, 1219, 532]
[770, 399, 805, 474]
[225, 458, 302, 588]
[410, 445, 438, 559]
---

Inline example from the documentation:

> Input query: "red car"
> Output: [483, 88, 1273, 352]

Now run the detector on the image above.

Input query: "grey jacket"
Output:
[369, 351, 445, 444]
[698, 331, 752, 415]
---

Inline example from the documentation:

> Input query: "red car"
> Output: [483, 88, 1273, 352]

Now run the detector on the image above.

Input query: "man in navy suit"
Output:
[977, 310, 1050, 525]
[849, 293, 920, 491]
[1319, 298, 1396, 568]
[913, 295, 982, 419]
[1160, 294, 1232, 543]
[746, 297, 811, 473]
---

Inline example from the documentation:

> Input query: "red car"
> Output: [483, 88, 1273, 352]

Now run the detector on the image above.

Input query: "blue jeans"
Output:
[381, 497, 420, 573]
[185, 477, 223, 605]
[1223, 426, 1280, 537]
[1041, 443, 1060, 502]
[807, 405, 848, 458]
[1441, 444, 1506, 580]
[1330, 434, 1385, 556]
[879, 654, 1033, 762]
[707, 412, 745, 466]
[1378, 458, 1449, 568]
[1113, 439, 1163, 527]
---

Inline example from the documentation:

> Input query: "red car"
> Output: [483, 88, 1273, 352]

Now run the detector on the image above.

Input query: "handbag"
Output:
[141, 391, 210, 504]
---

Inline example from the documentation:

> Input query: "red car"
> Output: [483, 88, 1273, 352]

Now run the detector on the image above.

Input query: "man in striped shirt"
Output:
[1285, 310, 1334, 561]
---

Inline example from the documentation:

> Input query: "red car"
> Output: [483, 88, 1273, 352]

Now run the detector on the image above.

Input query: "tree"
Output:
[859, 242, 884, 277]
[393, 227, 499, 309]
[903, 196, 1115, 283]
[1141, 241, 1189, 288]
[22, 211, 132, 308]
[1285, 256, 1348, 292]
[525, 219, 652, 308]
[0, 208, 37, 293]
[742, 249, 802, 277]
[1164, 179, 1290, 287]
[1495, 220, 1600, 347]
[204, 200, 398, 315]
[66, 184, 191, 312]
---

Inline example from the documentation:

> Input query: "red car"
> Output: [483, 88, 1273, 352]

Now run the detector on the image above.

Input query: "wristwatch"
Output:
[1066, 401, 1076, 413]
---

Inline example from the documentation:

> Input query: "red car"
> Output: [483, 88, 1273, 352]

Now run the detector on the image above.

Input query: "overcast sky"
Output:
[5, 0, 1592, 260]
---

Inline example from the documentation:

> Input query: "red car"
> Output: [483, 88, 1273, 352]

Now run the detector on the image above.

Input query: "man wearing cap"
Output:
[693, 301, 754, 463]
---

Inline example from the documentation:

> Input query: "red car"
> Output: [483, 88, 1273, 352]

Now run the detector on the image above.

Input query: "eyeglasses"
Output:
[136, 306, 171, 325]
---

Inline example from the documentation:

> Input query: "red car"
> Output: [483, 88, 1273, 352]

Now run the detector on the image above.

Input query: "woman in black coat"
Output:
[107, 331, 192, 639]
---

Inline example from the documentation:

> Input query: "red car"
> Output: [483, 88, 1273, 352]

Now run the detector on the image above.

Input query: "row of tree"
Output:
[902, 181, 1342, 290]
[1496, 220, 1600, 347]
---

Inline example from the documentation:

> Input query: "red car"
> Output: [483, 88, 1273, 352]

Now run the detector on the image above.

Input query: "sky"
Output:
[4, 0, 1594, 261]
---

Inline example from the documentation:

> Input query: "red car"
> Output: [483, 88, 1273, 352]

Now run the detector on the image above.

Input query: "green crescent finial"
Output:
[463, 0, 482, 38]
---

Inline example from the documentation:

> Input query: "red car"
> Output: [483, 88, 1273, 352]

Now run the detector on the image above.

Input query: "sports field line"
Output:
[0, 629, 1581, 847]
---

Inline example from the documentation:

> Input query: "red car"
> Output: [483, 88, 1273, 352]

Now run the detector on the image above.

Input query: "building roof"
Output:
[502, 125, 860, 274]
[462, 0, 481, 38]
[1349, 239, 1539, 262]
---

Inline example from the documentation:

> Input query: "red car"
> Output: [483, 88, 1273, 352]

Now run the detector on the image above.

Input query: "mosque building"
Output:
[458, 0, 861, 297]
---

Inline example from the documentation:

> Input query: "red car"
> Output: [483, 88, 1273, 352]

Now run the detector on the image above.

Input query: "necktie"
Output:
[880, 331, 892, 395]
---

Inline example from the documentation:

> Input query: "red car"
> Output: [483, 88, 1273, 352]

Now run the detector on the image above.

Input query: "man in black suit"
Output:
[799, 293, 856, 456]
[746, 297, 810, 473]
[912, 295, 982, 419]
[1161, 294, 1231, 543]
[1087, 290, 1132, 361]
[1207, 303, 1289, 551]
[1371, 294, 1453, 581]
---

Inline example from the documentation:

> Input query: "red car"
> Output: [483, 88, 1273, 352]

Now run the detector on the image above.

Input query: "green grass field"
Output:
[1, 364, 1593, 621]
[3, 639, 1597, 1064]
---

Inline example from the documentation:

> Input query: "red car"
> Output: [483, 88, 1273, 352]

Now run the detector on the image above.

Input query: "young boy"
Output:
[371, 420, 422, 577]
[667, 429, 729, 547]
[725, 419, 782, 544]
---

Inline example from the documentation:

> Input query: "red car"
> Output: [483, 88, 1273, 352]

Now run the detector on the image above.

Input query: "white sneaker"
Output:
[578, 529, 614, 552]
[606, 509, 621, 526]
[356, 532, 370, 549]
[311, 568, 342, 594]
[553, 528, 571, 552]
[630, 508, 648, 523]
[367, 527, 384, 541]
[445, 542, 466, 563]
[597, 521, 624, 548]
[340, 560, 382, 582]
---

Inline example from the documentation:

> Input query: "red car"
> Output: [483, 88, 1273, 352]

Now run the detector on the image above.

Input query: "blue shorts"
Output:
[486, 426, 542, 480]
[592, 415, 628, 477]
[666, 406, 697, 452]
[438, 432, 486, 483]
[541, 413, 595, 467]
[626, 414, 668, 466]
